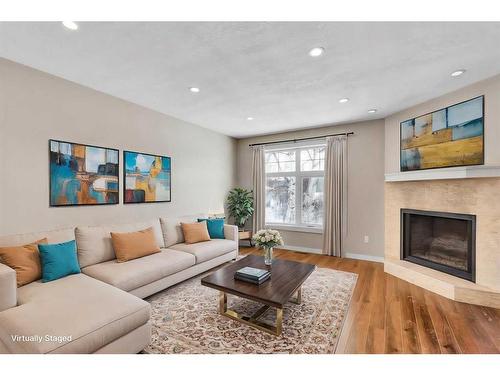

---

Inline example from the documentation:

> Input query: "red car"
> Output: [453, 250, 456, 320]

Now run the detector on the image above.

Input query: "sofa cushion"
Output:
[81, 249, 195, 292]
[0, 274, 149, 354]
[198, 218, 225, 239]
[181, 222, 211, 244]
[75, 220, 164, 268]
[0, 238, 47, 287]
[38, 240, 81, 282]
[0, 228, 74, 248]
[159, 214, 205, 247]
[111, 227, 161, 262]
[169, 239, 237, 263]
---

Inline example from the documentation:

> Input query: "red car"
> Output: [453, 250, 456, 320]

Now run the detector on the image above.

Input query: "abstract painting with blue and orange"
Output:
[49, 140, 119, 206]
[124, 151, 171, 203]
[400, 96, 484, 171]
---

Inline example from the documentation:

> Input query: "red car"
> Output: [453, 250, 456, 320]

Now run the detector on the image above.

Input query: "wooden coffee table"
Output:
[201, 255, 315, 336]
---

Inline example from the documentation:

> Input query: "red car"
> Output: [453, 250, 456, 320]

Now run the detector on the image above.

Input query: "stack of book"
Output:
[234, 266, 271, 285]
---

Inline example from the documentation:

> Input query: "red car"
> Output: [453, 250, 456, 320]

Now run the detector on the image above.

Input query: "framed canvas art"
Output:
[400, 96, 484, 171]
[49, 140, 119, 206]
[124, 150, 171, 203]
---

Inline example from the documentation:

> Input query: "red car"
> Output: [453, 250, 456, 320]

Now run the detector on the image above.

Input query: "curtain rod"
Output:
[248, 132, 354, 147]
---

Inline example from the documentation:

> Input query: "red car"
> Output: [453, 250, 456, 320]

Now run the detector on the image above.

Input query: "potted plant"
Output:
[226, 188, 254, 229]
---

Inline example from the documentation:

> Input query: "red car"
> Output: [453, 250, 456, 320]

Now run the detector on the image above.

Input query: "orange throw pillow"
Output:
[0, 238, 48, 287]
[181, 222, 211, 244]
[110, 227, 161, 262]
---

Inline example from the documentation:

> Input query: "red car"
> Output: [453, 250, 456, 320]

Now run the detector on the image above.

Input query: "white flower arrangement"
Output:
[252, 229, 284, 249]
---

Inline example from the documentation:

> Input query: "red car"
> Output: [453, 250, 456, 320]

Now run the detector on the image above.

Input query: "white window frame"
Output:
[264, 141, 325, 234]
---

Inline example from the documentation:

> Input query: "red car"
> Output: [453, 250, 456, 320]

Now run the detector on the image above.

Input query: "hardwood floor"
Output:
[240, 247, 500, 354]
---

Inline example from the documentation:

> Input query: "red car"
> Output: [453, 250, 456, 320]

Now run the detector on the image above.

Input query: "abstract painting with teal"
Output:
[124, 151, 171, 203]
[400, 96, 484, 171]
[50, 140, 119, 206]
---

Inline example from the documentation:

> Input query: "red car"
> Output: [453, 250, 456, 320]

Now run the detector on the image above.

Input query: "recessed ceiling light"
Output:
[451, 69, 466, 77]
[309, 47, 325, 57]
[62, 21, 78, 30]
[368, 109, 377, 114]
[339, 98, 349, 104]
[189, 87, 200, 93]
[246, 117, 254, 121]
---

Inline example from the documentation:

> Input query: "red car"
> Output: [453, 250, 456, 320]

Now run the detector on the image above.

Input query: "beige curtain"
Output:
[251, 145, 265, 233]
[322, 135, 348, 257]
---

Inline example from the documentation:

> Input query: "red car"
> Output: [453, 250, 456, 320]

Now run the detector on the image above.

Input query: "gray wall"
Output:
[0, 57, 385, 260]
[0, 58, 237, 235]
[237, 120, 385, 259]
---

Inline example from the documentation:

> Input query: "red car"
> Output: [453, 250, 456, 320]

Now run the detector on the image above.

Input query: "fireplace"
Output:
[401, 209, 476, 282]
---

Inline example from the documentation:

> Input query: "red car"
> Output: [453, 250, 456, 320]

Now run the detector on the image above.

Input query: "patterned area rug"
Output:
[144, 263, 357, 354]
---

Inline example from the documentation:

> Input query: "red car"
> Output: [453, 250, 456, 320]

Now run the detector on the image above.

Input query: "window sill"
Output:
[264, 224, 323, 234]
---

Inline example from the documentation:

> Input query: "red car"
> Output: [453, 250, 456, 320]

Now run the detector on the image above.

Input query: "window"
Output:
[265, 144, 325, 231]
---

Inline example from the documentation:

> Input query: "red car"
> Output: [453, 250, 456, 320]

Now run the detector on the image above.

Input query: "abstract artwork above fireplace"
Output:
[401, 209, 476, 282]
[400, 96, 484, 171]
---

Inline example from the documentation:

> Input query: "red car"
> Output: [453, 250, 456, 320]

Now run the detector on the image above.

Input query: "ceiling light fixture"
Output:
[62, 21, 78, 30]
[309, 47, 325, 57]
[339, 98, 349, 104]
[246, 117, 254, 121]
[368, 109, 377, 114]
[189, 87, 200, 93]
[451, 69, 466, 77]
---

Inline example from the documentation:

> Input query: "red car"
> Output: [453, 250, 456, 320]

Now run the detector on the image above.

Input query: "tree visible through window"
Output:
[265, 145, 325, 229]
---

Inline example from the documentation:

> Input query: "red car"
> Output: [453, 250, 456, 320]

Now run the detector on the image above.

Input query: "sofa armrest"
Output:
[223, 224, 239, 242]
[223, 224, 239, 257]
[0, 263, 17, 312]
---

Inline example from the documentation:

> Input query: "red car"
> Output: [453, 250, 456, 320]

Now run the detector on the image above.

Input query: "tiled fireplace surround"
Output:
[384, 177, 500, 308]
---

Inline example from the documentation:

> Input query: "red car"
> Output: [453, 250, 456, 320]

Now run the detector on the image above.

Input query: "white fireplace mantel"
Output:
[385, 164, 500, 182]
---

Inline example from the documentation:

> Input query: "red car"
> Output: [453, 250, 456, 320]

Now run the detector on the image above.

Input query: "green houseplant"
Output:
[226, 188, 254, 229]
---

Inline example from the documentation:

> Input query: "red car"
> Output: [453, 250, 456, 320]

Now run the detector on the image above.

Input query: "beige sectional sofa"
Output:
[0, 216, 239, 354]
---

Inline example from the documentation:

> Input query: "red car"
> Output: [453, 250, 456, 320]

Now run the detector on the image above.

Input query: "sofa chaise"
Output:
[0, 215, 239, 354]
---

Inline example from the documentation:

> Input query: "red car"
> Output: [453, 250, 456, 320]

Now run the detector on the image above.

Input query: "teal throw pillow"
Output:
[197, 218, 225, 239]
[38, 240, 81, 282]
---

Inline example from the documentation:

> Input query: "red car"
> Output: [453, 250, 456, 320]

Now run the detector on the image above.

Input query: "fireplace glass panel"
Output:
[401, 209, 475, 282]
[409, 215, 468, 271]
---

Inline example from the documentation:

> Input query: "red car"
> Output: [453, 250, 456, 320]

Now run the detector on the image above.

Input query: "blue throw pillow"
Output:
[38, 240, 81, 282]
[197, 218, 225, 239]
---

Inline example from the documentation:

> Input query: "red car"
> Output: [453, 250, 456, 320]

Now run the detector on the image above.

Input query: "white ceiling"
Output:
[1, 22, 500, 138]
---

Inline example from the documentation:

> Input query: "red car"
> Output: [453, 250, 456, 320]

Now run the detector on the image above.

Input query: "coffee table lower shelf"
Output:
[218, 287, 302, 336]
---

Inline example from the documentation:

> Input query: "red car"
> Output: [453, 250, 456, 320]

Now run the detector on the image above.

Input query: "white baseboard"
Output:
[344, 252, 384, 263]
[279, 246, 384, 262]
[280, 245, 323, 254]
